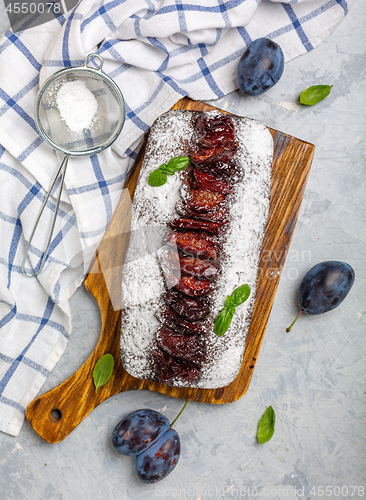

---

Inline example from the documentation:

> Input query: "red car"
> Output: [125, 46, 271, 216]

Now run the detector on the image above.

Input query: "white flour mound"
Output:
[120, 110, 273, 389]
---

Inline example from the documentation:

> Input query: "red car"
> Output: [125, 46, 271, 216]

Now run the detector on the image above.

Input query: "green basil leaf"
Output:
[231, 284, 250, 307]
[167, 156, 190, 172]
[148, 169, 167, 187]
[93, 354, 114, 393]
[257, 405, 275, 444]
[300, 85, 333, 106]
[214, 307, 234, 336]
[225, 295, 234, 308]
[148, 156, 188, 187]
[159, 163, 176, 175]
[215, 284, 250, 337]
[228, 305, 236, 316]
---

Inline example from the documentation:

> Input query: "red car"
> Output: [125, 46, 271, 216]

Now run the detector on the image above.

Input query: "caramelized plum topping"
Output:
[170, 218, 228, 235]
[185, 187, 226, 213]
[179, 255, 220, 280]
[175, 275, 216, 297]
[196, 146, 237, 166]
[164, 289, 211, 321]
[194, 157, 243, 182]
[191, 146, 236, 165]
[156, 326, 206, 366]
[193, 169, 233, 194]
[160, 247, 219, 289]
[155, 306, 209, 335]
[152, 346, 201, 384]
[193, 114, 236, 148]
[166, 231, 220, 260]
[176, 200, 229, 223]
[159, 246, 181, 288]
[191, 144, 237, 165]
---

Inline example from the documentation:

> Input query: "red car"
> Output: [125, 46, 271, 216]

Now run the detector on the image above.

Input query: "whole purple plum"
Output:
[135, 428, 180, 483]
[112, 409, 170, 456]
[112, 401, 188, 483]
[286, 261, 355, 332]
[237, 38, 284, 96]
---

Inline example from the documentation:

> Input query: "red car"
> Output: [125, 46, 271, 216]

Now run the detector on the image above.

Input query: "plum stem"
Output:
[286, 310, 303, 332]
[170, 400, 189, 428]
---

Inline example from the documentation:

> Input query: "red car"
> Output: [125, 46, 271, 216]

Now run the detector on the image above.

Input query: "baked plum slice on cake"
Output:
[190, 114, 242, 182]
[193, 169, 233, 194]
[155, 305, 209, 336]
[152, 346, 201, 385]
[179, 255, 220, 280]
[193, 113, 236, 146]
[194, 158, 243, 182]
[174, 275, 217, 297]
[191, 144, 237, 166]
[163, 289, 211, 322]
[184, 187, 226, 213]
[165, 230, 220, 260]
[176, 200, 229, 223]
[156, 326, 206, 366]
[170, 218, 228, 235]
[160, 247, 220, 281]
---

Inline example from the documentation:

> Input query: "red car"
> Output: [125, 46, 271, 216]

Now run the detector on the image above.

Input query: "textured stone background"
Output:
[0, 2, 365, 499]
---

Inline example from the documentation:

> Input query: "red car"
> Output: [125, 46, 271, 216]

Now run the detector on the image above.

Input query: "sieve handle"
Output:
[22, 156, 69, 277]
[84, 53, 104, 71]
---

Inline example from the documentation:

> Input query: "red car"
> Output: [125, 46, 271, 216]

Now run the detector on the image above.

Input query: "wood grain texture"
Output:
[25, 97, 314, 443]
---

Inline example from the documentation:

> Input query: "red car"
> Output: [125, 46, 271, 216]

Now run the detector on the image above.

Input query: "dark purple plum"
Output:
[286, 261, 355, 332]
[237, 38, 284, 96]
[300, 261, 355, 314]
[135, 428, 180, 483]
[112, 401, 188, 483]
[112, 409, 170, 456]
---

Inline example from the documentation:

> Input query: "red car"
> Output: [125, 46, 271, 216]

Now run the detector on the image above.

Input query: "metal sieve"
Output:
[22, 54, 126, 277]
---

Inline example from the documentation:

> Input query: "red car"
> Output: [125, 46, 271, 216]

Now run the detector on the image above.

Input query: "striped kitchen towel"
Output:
[0, 0, 353, 436]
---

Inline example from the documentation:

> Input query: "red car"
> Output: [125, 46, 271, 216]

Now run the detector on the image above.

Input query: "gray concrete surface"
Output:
[0, 1, 365, 499]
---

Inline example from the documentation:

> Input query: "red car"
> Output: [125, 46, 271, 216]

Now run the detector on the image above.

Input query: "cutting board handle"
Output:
[25, 347, 122, 443]
[25, 304, 125, 442]
[25, 187, 137, 443]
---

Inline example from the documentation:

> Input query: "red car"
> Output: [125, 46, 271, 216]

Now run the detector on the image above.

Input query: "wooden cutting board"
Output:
[26, 97, 314, 443]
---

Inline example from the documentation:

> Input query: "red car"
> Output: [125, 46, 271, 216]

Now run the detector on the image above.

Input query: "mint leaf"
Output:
[231, 284, 251, 307]
[214, 307, 234, 336]
[257, 406, 275, 444]
[300, 85, 333, 106]
[148, 169, 167, 187]
[93, 354, 114, 393]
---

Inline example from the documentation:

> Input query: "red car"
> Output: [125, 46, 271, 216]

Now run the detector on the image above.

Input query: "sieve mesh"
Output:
[23, 55, 125, 276]
[37, 70, 123, 154]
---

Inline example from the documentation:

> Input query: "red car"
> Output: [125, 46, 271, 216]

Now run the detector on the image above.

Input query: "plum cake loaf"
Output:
[120, 109, 273, 389]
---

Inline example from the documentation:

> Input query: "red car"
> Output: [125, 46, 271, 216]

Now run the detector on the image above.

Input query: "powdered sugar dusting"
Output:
[120, 111, 194, 380]
[130, 112, 194, 230]
[198, 116, 272, 386]
[56, 80, 98, 133]
[120, 110, 273, 388]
